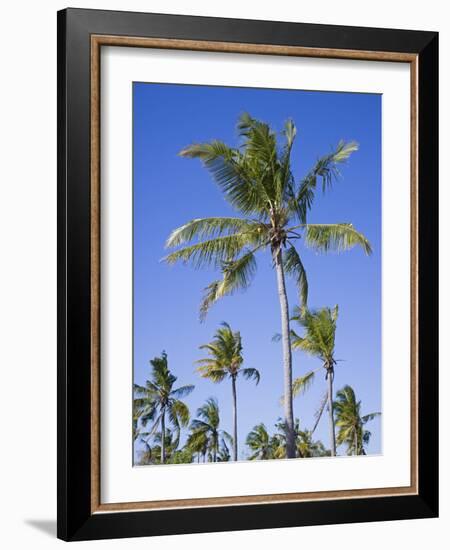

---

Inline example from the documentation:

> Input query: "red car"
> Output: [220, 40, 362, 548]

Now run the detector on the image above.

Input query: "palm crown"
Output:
[164, 113, 371, 315]
[246, 423, 275, 460]
[196, 322, 260, 384]
[133, 352, 194, 463]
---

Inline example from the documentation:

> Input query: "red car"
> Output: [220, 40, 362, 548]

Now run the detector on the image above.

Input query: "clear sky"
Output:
[133, 82, 381, 461]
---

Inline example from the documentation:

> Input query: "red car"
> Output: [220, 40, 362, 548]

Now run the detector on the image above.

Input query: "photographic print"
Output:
[58, 10, 438, 539]
[132, 83, 382, 466]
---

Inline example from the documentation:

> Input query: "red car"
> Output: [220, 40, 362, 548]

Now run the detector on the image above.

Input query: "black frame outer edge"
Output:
[57, 8, 439, 541]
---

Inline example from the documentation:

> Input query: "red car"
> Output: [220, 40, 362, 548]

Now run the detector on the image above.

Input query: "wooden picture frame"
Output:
[57, 8, 438, 541]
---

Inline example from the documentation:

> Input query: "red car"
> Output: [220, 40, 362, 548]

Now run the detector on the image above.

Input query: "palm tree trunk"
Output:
[231, 374, 238, 461]
[213, 437, 217, 463]
[354, 429, 358, 456]
[161, 407, 166, 464]
[327, 370, 336, 456]
[274, 246, 296, 459]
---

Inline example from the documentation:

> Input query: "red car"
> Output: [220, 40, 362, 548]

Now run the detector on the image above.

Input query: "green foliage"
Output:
[134, 352, 194, 463]
[290, 305, 339, 366]
[334, 385, 381, 455]
[246, 423, 276, 460]
[283, 246, 308, 306]
[304, 223, 372, 255]
[196, 322, 260, 384]
[188, 398, 232, 463]
[267, 418, 330, 459]
[289, 305, 339, 400]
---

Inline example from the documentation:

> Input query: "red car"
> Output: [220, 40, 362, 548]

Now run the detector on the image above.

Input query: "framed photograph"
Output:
[57, 8, 438, 541]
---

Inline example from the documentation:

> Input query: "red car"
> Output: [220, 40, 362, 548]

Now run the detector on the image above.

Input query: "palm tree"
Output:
[248, 419, 329, 460]
[246, 423, 275, 460]
[290, 306, 339, 455]
[271, 417, 306, 458]
[146, 428, 180, 464]
[217, 438, 231, 462]
[334, 385, 380, 455]
[134, 352, 194, 464]
[196, 322, 260, 461]
[164, 113, 371, 457]
[186, 427, 209, 463]
[189, 397, 231, 462]
[296, 429, 330, 458]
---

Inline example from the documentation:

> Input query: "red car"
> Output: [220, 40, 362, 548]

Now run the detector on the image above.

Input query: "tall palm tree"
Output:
[246, 423, 275, 460]
[164, 113, 371, 457]
[134, 352, 194, 464]
[189, 397, 231, 462]
[196, 322, 260, 461]
[290, 306, 339, 456]
[334, 385, 380, 455]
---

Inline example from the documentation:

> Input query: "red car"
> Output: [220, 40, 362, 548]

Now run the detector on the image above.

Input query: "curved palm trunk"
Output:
[274, 247, 296, 459]
[161, 407, 166, 464]
[327, 371, 336, 456]
[231, 374, 238, 461]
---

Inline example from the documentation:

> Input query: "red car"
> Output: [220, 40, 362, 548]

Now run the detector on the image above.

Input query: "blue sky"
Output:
[133, 82, 381, 461]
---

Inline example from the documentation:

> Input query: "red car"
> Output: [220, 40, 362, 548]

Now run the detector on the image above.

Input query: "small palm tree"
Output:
[196, 322, 260, 461]
[296, 429, 330, 458]
[246, 423, 275, 460]
[186, 427, 209, 463]
[217, 438, 231, 462]
[189, 397, 231, 462]
[148, 428, 180, 464]
[134, 352, 194, 464]
[164, 113, 371, 457]
[334, 385, 380, 455]
[290, 306, 339, 455]
[170, 446, 195, 464]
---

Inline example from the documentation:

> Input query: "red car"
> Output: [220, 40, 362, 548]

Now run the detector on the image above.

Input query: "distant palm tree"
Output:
[246, 423, 275, 460]
[334, 385, 380, 455]
[134, 352, 194, 464]
[190, 397, 231, 462]
[217, 438, 231, 462]
[164, 113, 371, 457]
[247, 419, 328, 460]
[296, 429, 330, 458]
[290, 306, 339, 456]
[196, 322, 260, 461]
[186, 427, 209, 463]
[147, 428, 180, 464]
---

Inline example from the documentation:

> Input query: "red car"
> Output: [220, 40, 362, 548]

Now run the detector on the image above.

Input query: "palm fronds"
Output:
[305, 223, 372, 255]
[283, 246, 308, 306]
